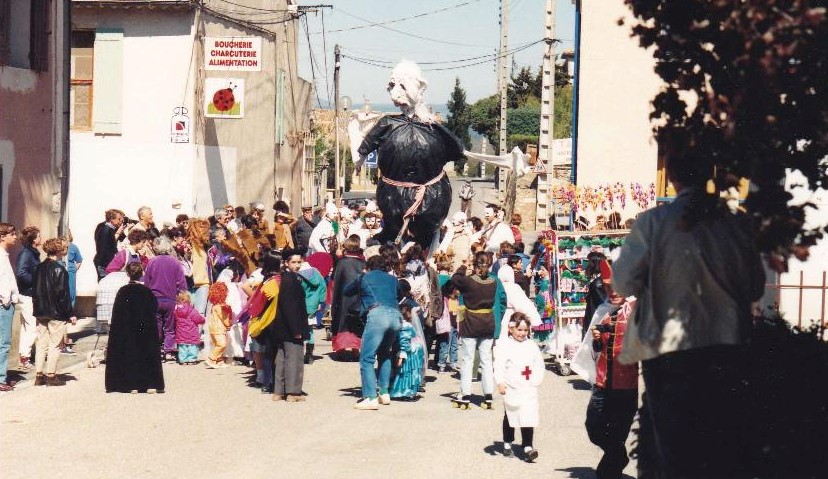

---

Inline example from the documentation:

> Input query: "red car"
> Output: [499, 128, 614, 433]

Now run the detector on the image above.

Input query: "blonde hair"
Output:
[176, 290, 191, 304]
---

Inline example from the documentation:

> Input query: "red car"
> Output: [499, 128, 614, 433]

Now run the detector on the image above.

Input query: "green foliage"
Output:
[624, 0, 828, 264]
[470, 62, 574, 150]
[446, 78, 472, 174]
[468, 94, 500, 147]
[508, 105, 540, 137]
[554, 85, 573, 139]
[508, 134, 539, 151]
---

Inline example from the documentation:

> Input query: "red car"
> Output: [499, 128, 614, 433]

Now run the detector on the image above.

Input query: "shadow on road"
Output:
[338, 386, 361, 398]
[555, 466, 634, 479]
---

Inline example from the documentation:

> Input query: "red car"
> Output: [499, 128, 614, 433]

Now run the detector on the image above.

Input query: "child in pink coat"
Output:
[175, 291, 205, 364]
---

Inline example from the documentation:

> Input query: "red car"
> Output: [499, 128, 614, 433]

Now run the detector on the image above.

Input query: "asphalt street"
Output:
[0, 324, 635, 479]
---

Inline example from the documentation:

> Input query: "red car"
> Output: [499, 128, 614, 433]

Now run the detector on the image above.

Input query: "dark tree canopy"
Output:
[624, 0, 828, 268]
[446, 78, 472, 173]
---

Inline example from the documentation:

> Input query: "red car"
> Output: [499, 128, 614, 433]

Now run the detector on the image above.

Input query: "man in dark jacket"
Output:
[93, 209, 126, 280]
[15, 226, 41, 368]
[32, 238, 76, 386]
[292, 206, 317, 251]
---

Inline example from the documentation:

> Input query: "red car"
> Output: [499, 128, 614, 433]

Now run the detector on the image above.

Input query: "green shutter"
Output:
[93, 28, 123, 135]
[275, 69, 285, 144]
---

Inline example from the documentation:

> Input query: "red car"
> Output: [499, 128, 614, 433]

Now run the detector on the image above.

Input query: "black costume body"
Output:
[105, 282, 165, 393]
[359, 114, 464, 249]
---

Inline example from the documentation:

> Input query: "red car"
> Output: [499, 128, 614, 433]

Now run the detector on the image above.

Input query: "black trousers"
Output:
[639, 345, 749, 479]
[586, 386, 637, 479]
[502, 413, 534, 448]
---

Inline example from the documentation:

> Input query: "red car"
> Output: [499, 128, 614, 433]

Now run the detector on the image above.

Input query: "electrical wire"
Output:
[212, 0, 290, 13]
[342, 39, 544, 66]
[321, 9, 332, 107]
[301, 15, 325, 108]
[334, 8, 494, 48]
[315, 0, 483, 34]
[343, 39, 545, 71]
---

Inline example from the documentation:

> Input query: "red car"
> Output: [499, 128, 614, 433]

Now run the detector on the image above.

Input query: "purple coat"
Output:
[144, 255, 187, 301]
[175, 302, 205, 344]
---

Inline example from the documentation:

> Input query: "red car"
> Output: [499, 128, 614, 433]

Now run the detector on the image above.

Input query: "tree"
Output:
[468, 94, 500, 148]
[623, 0, 828, 268]
[446, 78, 472, 173]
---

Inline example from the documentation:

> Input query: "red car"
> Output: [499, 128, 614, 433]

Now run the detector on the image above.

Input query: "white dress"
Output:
[496, 268, 541, 340]
[494, 337, 545, 428]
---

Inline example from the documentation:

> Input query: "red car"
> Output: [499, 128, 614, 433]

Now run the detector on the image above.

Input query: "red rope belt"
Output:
[382, 170, 446, 219]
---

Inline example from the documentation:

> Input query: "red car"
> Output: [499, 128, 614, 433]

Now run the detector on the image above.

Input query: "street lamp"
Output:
[335, 95, 352, 203]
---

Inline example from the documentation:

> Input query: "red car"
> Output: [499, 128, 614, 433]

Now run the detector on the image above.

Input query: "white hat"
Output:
[325, 202, 338, 217]
[339, 206, 352, 219]
[451, 211, 467, 225]
[365, 200, 378, 213]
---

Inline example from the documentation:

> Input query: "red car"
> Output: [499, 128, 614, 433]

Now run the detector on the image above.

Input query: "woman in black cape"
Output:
[106, 262, 164, 393]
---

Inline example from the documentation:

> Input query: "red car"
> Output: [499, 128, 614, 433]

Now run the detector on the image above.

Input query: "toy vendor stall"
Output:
[549, 230, 628, 375]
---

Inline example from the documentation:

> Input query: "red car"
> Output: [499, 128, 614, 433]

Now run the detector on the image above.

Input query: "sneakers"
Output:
[272, 394, 285, 401]
[18, 356, 33, 371]
[437, 365, 447, 374]
[378, 393, 391, 405]
[502, 443, 513, 457]
[353, 397, 379, 410]
[286, 394, 306, 402]
[524, 447, 539, 463]
[60, 346, 76, 355]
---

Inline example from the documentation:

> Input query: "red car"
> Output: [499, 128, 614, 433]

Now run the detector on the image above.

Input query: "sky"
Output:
[297, 0, 576, 109]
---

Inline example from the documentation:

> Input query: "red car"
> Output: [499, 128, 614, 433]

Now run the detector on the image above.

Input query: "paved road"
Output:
[0, 327, 635, 479]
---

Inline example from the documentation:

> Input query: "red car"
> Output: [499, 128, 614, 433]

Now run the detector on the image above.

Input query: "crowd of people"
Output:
[0, 197, 625, 472]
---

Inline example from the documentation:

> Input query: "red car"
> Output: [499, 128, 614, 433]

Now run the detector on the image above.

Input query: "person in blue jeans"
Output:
[344, 254, 401, 410]
[0, 223, 20, 392]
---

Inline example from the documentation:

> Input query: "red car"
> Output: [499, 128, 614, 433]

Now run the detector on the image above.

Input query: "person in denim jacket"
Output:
[344, 254, 401, 410]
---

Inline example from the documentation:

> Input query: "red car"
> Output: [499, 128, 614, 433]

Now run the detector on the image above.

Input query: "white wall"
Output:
[69, 10, 238, 297]
[576, 1, 661, 194]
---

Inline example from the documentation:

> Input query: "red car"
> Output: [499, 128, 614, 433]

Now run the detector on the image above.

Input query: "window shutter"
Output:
[93, 28, 123, 135]
[28, 0, 48, 72]
[275, 69, 285, 144]
[0, 1, 10, 65]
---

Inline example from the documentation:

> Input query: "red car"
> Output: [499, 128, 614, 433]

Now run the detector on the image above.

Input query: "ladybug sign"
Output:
[205, 78, 245, 118]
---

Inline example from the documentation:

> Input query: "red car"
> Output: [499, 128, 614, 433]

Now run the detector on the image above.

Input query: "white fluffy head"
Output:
[387, 60, 433, 123]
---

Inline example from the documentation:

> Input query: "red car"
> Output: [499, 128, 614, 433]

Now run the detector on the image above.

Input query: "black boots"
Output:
[304, 344, 314, 365]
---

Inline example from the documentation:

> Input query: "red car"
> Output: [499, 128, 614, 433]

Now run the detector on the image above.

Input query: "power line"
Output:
[342, 39, 544, 66]
[342, 38, 547, 72]
[301, 16, 324, 108]
[334, 8, 493, 48]
[315, 0, 483, 34]
[321, 9, 332, 107]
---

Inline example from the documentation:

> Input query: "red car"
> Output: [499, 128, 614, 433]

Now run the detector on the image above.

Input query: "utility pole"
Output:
[496, 0, 509, 198]
[498, 0, 509, 157]
[535, 0, 556, 231]
[333, 44, 341, 204]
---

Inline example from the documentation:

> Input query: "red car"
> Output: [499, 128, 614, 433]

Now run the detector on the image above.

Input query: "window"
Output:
[303, 141, 315, 206]
[0, 0, 49, 71]
[70, 31, 94, 130]
[70, 29, 123, 134]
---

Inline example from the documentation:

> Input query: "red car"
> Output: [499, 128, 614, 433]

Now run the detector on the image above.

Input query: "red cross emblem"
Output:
[521, 366, 532, 380]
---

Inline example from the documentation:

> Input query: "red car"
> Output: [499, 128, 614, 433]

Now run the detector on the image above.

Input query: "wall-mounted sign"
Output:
[205, 37, 262, 71]
[171, 106, 190, 143]
[205, 78, 245, 119]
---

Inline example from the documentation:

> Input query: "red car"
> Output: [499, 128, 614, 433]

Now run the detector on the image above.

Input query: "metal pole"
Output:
[333, 44, 341, 204]
[496, 0, 509, 196]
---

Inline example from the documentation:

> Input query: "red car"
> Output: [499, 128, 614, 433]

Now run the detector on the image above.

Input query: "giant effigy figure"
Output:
[351, 60, 533, 250]
[354, 60, 463, 249]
